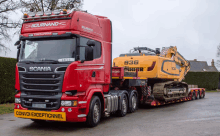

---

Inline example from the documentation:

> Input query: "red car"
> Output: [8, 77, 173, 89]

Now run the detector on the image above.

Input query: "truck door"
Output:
[76, 36, 104, 91]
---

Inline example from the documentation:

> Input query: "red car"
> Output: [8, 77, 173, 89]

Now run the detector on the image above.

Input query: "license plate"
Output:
[32, 104, 46, 108]
[14, 109, 66, 121]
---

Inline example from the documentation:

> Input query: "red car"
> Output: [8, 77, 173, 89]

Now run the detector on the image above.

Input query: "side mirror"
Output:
[87, 40, 96, 47]
[15, 41, 21, 62]
[14, 41, 20, 46]
[85, 46, 93, 61]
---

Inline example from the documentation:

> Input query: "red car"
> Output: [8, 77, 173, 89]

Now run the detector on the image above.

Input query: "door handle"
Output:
[92, 71, 96, 77]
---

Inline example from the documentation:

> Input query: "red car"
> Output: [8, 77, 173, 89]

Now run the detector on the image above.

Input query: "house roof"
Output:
[188, 60, 218, 72]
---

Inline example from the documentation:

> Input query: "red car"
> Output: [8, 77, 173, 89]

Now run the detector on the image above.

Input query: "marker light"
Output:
[23, 13, 28, 18]
[63, 9, 67, 14]
[36, 11, 44, 16]
[28, 12, 36, 17]
[53, 10, 60, 15]
[45, 10, 52, 16]
[61, 100, 77, 107]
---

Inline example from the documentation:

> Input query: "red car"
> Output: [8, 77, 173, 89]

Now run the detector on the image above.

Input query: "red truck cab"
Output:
[14, 9, 116, 127]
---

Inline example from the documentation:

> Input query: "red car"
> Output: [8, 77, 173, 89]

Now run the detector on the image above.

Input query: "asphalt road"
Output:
[1, 92, 220, 136]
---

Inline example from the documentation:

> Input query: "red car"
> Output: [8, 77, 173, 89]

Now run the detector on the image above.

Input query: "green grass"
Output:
[0, 103, 14, 115]
[206, 90, 219, 92]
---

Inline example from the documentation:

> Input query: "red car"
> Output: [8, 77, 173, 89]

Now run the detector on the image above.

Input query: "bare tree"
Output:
[20, 0, 84, 13]
[0, 0, 84, 54]
[0, 0, 21, 54]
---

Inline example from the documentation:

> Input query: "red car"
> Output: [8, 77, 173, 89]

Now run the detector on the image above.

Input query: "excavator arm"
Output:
[160, 46, 190, 81]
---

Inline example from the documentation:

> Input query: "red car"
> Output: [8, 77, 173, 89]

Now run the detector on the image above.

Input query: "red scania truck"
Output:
[14, 9, 205, 127]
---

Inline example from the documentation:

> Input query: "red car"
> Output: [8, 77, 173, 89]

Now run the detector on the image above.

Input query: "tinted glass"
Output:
[20, 38, 76, 62]
[79, 37, 101, 60]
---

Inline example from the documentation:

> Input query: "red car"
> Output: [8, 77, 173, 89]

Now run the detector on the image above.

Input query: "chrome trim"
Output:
[105, 95, 118, 113]
[78, 101, 87, 104]
[75, 66, 104, 70]
[18, 67, 26, 72]
[55, 66, 67, 72]
[103, 45, 105, 64]
[78, 114, 87, 117]
[77, 64, 104, 66]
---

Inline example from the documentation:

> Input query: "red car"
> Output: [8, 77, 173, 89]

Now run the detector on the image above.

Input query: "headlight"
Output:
[61, 101, 77, 107]
[15, 98, 21, 103]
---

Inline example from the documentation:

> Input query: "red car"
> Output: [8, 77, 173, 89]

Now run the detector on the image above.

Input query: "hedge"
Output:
[0, 57, 17, 104]
[183, 72, 219, 90]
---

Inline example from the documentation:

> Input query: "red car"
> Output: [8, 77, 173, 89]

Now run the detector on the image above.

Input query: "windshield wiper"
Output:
[20, 60, 39, 64]
[39, 59, 59, 63]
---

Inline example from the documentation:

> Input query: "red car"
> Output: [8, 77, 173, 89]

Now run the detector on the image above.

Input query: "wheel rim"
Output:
[122, 98, 127, 113]
[193, 94, 195, 99]
[132, 95, 137, 109]
[93, 102, 100, 123]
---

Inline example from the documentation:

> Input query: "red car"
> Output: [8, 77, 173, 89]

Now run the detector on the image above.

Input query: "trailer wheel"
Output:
[129, 93, 138, 113]
[192, 91, 196, 100]
[201, 91, 205, 98]
[199, 91, 202, 99]
[117, 94, 128, 117]
[86, 96, 101, 127]
[195, 91, 199, 99]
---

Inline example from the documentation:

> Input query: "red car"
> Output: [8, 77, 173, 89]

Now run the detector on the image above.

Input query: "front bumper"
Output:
[14, 103, 87, 122]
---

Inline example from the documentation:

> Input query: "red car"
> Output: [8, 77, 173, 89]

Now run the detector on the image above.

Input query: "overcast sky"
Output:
[1, 0, 220, 68]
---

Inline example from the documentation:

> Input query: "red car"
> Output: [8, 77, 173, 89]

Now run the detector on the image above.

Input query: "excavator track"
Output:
[153, 81, 188, 101]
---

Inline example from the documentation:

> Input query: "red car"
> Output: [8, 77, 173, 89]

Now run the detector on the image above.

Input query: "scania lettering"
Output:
[29, 67, 52, 72]
[14, 8, 205, 127]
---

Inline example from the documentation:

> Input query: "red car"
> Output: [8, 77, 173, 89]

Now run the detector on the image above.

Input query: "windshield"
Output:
[20, 38, 76, 63]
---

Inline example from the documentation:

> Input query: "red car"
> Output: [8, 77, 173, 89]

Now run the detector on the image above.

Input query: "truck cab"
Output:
[14, 9, 114, 126]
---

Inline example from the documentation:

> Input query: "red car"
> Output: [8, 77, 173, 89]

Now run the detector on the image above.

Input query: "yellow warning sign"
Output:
[14, 109, 66, 121]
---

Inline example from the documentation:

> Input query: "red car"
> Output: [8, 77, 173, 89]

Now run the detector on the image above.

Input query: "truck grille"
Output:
[24, 85, 59, 90]
[23, 79, 59, 84]
[25, 91, 58, 96]
[23, 74, 60, 78]
[20, 72, 64, 110]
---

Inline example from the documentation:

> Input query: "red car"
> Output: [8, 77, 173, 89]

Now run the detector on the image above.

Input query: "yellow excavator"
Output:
[113, 46, 190, 101]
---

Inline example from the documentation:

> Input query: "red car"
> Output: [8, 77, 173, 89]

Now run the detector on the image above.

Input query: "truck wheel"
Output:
[117, 94, 128, 117]
[31, 119, 46, 124]
[192, 91, 196, 100]
[129, 93, 138, 113]
[86, 96, 101, 127]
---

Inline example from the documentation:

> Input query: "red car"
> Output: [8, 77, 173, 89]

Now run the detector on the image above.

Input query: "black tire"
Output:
[201, 91, 205, 98]
[192, 91, 196, 100]
[86, 96, 101, 127]
[199, 91, 202, 99]
[129, 93, 138, 113]
[31, 119, 46, 124]
[117, 94, 128, 117]
[196, 91, 199, 99]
